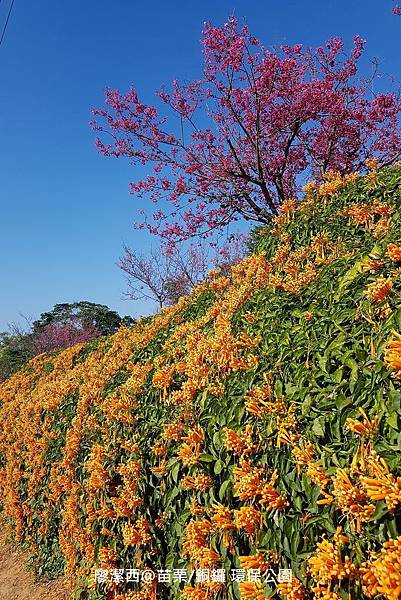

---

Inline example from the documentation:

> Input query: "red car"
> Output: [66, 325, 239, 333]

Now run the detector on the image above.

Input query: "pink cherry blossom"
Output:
[91, 17, 401, 245]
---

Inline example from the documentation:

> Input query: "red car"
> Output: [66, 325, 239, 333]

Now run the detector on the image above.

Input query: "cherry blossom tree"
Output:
[31, 322, 99, 354]
[392, 1, 401, 15]
[91, 18, 401, 246]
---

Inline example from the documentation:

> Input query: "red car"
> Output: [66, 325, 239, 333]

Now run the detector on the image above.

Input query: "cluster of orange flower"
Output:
[277, 577, 305, 600]
[385, 331, 401, 378]
[341, 197, 393, 225]
[386, 243, 401, 263]
[361, 536, 401, 600]
[346, 407, 378, 437]
[238, 581, 266, 600]
[182, 518, 220, 574]
[223, 424, 259, 456]
[267, 234, 342, 295]
[122, 518, 152, 549]
[181, 473, 212, 491]
[276, 406, 300, 447]
[291, 441, 330, 489]
[332, 469, 375, 532]
[366, 276, 393, 304]
[244, 385, 286, 418]
[301, 171, 360, 202]
[308, 528, 356, 590]
[176, 425, 204, 466]
[232, 460, 288, 514]
[210, 503, 235, 540]
[360, 451, 401, 511]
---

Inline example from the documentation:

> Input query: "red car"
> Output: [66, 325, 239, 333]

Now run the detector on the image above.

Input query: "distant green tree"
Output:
[32, 301, 135, 337]
[0, 302, 135, 382]
[0, 330, 33, 382]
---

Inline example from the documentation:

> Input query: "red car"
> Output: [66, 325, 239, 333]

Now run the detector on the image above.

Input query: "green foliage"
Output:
[32, 301, 135, 336]
[0, 331, 33, 383]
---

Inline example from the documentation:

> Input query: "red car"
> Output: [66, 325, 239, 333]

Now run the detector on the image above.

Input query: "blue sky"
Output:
[0, 0, 400, 330]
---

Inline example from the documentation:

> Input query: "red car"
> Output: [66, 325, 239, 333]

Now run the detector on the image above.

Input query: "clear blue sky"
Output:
[0, 0, 400, 330]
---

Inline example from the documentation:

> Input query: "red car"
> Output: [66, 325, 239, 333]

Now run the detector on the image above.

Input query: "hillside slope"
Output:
[1, 167, 401, 600]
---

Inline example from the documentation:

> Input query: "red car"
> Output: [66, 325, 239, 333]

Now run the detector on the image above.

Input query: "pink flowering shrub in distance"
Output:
[32, 323, 99, 354]
[91, 18, 401, 247]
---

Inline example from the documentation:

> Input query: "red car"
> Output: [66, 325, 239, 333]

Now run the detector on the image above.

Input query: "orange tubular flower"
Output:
[238, 581, 266, 600]
[308, 527, 355, 585]
[317, 491, 334, 506]
[182, 473, 212, 492]
[182, 519, 218, 568]
[306, 461, 331, 488]
[308, 528, 354, 586]
[234, 506, 262, 536]
[280, 198, 298, 214]
[366, 277, 393, 304]
[181, 425, 204, 446]
[278, 577, 305, 600]
[239, 553, 272, 571]
[272, 244, 292, 265]
[332, 468, 375, 532]
[177, 442, 200, 467]
[319, 171, 359, 199]
[224, 428, 245, 455]
[150, 461, 167, 476]
[233, 461, 264, 501]
[211, 503, 235, 532]
[241, 424, 259, 455]
[276, 406, 299, 447]
[85, 444, 109, 491]
[343, 203, 365, 224]
[303, 180, 317, 195]
[360, 452, 401, 510]
[194, 546, 220, 568]
[365, 157, 380, 170]
[181, 585, 209, 600]
[384, 332, 401, 378]
[292, 441, 315, 471]
[189, 497, 205, 517]
[152, 365, 175, 390]
[122, 518, 151, 548]
[361, 536, 401, 600]
[386, 243, 401, 263]
[151, 440, 168, 456]
[161, 420, 184, 441]
[244, 386, 285, 418]
[346, 407, 378, 436]
[259, 470, 288, 511]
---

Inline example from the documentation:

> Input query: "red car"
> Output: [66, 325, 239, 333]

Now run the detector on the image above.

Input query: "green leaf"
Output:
[386, 412, 399, 430]
[199, 453, 215, 463]
[219, 480, 231, 501]
[171, 462, 180, 483]
[312, 416, 325, 437]
[214, 459, 224, 475]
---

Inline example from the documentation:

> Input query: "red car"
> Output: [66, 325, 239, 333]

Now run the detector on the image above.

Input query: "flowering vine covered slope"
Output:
[1, 166, 401, 600]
